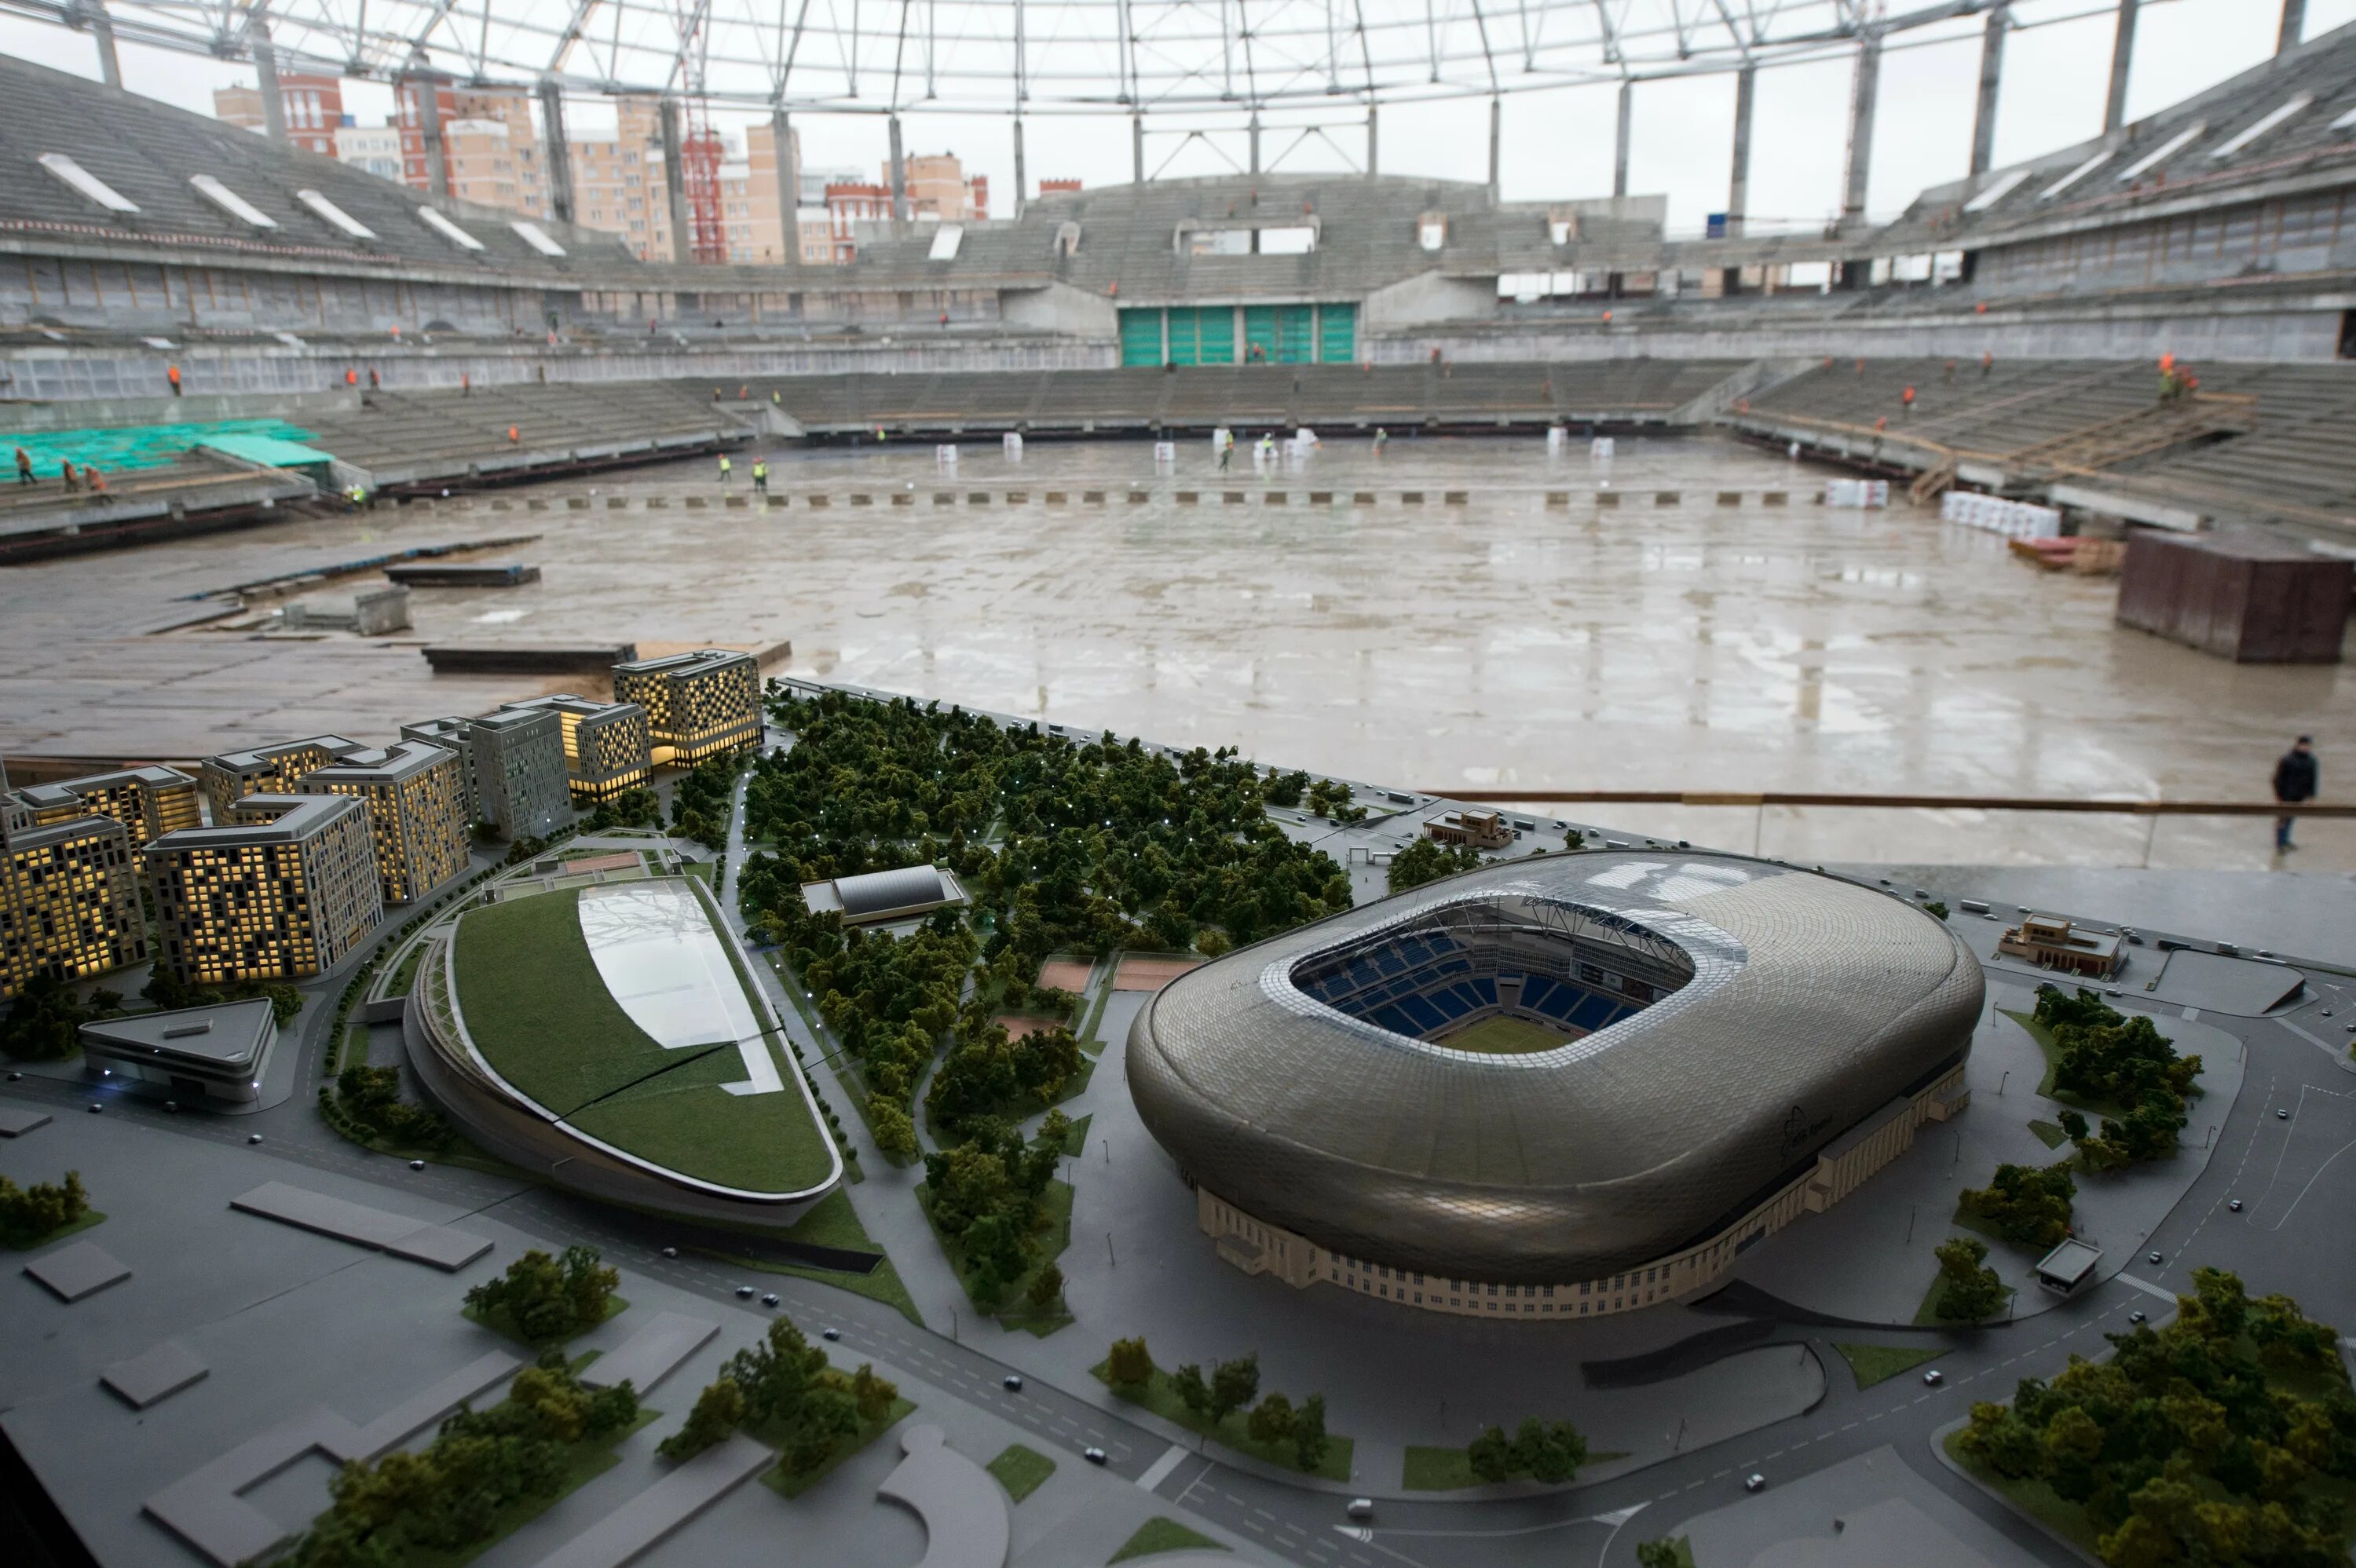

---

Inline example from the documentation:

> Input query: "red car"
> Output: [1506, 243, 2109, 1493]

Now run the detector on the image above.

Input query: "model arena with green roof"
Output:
[403, 875, 841, 1227]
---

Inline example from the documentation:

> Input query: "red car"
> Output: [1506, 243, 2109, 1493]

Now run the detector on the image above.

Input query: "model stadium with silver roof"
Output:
[1128, 850, 1983, 1290]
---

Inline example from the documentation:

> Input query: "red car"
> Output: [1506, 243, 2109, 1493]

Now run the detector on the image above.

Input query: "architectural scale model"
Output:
[3, 6, 2354, 1566]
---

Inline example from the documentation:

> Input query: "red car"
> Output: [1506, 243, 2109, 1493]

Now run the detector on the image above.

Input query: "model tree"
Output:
[1291, 1394, 1330, 1471]
[1957, 1164, 2076, 1248]
[1958, 1270, 2354, 1562]
[1387, 836, 1484, 894]
[1468, 1418, 1589, 1484]
[1634, 1540, 1686, 1568]
[1107, 1337, 1155, 1389]
[0, 1169, 90, 1245]
[1246, 1392, 1296, 1444]
[657, 1378, 745, 1462]
[1933, 1236, 2007, 1321]
[1170, 1363, 1212, 1418]
[464, 1245, 620, 1343]
[1208, 1354, 1261, 1426]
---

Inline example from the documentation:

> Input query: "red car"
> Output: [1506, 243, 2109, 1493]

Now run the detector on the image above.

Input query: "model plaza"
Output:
[6, 5, 2356, 1568]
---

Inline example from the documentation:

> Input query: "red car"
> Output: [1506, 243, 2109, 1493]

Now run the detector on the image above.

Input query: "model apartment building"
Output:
[299, 740, 470, 905]
[145, 794, 384, 984]
[0, 787, 145, 1001]
[402, 707, 571, 840]
[611, 649, 763, 766]
[198, 736, 363, 824]
[497, 695, 653, 802]
[16, 764, 203, 847]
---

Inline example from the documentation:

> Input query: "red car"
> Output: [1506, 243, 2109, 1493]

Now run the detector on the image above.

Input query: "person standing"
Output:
[1218, 433, 1231, 473]
[752, 457, 768, 495]
[2273, 736, 2318, 852]
[166, 364, 182, 397]
[13, 446, 32, 486]
[718, 453, 733, 486]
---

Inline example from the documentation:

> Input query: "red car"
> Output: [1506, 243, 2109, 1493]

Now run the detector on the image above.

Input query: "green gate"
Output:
[1317, 303, 1358, 364]
[1118, 309, 1164, 367]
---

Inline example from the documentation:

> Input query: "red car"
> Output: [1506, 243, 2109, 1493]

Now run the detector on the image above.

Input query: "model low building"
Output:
[403, 707, 571, 840]
[198, 736, 364, 824]
[0, 791, 146, 1001]
[79, 997, 278, 1106]
[15, 764, 202, 848]
[800, 864, 968, 927]
[299, 740, 470, 905]
[497, 695, 652, 802]
[145, 794, 383, 984]
[2034, 1239, 2103, 1296]
[1425, 809, 1512, 850]
[611, 649, 762, 766]
[1997, 914, 2122, 979]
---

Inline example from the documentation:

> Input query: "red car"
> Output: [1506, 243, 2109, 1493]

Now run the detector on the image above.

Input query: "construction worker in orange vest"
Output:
[1901, 385, 1916, 416]
[507, 425, 520, 445]
[166, 364, 182, 397]
[346, 367, 358, 387]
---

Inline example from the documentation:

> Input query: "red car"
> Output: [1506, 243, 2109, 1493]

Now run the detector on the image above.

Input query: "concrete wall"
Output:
[1370, 303, 2349, 365]
[1000, 280, 1121, 337]
[1362, 270, 1499, 333]
[0, 335, 1117, 403]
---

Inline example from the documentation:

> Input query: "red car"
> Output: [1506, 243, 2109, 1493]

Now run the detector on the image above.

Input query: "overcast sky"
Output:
[5, 0, 2349, 235]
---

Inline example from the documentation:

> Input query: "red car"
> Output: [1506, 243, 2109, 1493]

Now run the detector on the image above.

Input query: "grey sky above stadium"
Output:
[2, 0, 2348, 235]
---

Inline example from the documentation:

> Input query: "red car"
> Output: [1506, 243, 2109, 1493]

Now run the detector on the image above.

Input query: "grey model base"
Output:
[878, 1424, 1012, 1568]
[141, 1351, 520, 1567]
[101, 1342, 208, 1410]
[529, 1432, 772, 1568]
[25, 1241, 130, 1302]
[230, 1180, 494, 1270]
[0, 1106, 52, 1136]
[578, 1312, 718, 1395]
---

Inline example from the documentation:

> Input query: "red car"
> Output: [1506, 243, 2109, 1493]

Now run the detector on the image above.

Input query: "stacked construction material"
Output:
[1941, 490, 2059, 537]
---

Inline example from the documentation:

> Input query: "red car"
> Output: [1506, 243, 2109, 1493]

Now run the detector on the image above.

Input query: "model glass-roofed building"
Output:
[197, 736, 364, 824]
[299, 740, 470, 905]
[497, 695, 652, 802]
[145, 793, 384, 984]
[16, 765, 202, 848]
[0, 789, 147, 1001]
[611, 649, 763, 766]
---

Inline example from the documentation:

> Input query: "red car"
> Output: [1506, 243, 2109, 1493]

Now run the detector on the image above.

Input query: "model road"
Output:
[9, 788, 2351, 1568]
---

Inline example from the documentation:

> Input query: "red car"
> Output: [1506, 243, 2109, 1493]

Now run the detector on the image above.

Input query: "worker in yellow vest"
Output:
[718, 453, 733, 485]
[752, 458, 769, 495]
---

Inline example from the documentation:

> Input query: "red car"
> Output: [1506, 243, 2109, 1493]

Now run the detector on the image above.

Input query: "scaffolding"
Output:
[680, 94, 726, 265]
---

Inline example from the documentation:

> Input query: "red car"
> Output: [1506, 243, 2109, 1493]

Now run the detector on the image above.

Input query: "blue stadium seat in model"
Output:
[1570, 994, 1615, 1032]
[1372, 1005, 1415, 1035]
[1399, 994, 1446, 1032]
[1432, 989, 1469, 1021]
[1470, 977, 1498, 1006]
[1519, 976, 1558, 1014]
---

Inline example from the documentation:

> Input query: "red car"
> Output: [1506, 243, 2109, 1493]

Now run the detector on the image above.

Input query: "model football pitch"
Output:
[1436, 1014, 1568, 1055]
[452, 883, 835, 1194]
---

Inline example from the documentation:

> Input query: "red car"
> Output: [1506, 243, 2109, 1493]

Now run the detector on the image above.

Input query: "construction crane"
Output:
[672, 1, 728, 264]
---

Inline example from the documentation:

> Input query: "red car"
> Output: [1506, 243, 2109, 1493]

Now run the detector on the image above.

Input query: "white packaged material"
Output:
[1154, 440, 1176, 464]
[1590, 437, 1616, 459]
[1003, 433, 1024, 459]
[935, 444, 957, 466]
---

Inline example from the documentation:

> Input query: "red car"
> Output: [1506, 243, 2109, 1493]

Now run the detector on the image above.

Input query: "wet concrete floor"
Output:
[3, 431, 2350, 871]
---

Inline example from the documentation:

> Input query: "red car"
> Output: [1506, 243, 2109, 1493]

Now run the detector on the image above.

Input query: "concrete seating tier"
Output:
[751, 360, 1748, 434]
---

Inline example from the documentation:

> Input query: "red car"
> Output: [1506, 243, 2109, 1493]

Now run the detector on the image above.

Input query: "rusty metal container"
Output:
[2116, 530, 2351, 663]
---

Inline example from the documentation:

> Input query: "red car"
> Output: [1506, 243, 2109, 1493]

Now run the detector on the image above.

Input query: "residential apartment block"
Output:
[611, 649, 762, 766]
[145, 795, 383, 985]
[16, 765, 202, 848]
[299, 740, 470, 905]
[199, 736, 363, 825]
[214, 74, 344, 159]
[0, 788, 145, 1001]
[401, 709, 570, 842]
[496, 695, 652, 802]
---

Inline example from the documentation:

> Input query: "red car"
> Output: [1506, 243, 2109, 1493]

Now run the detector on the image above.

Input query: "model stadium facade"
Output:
[1129, 851, 1981, 1318]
